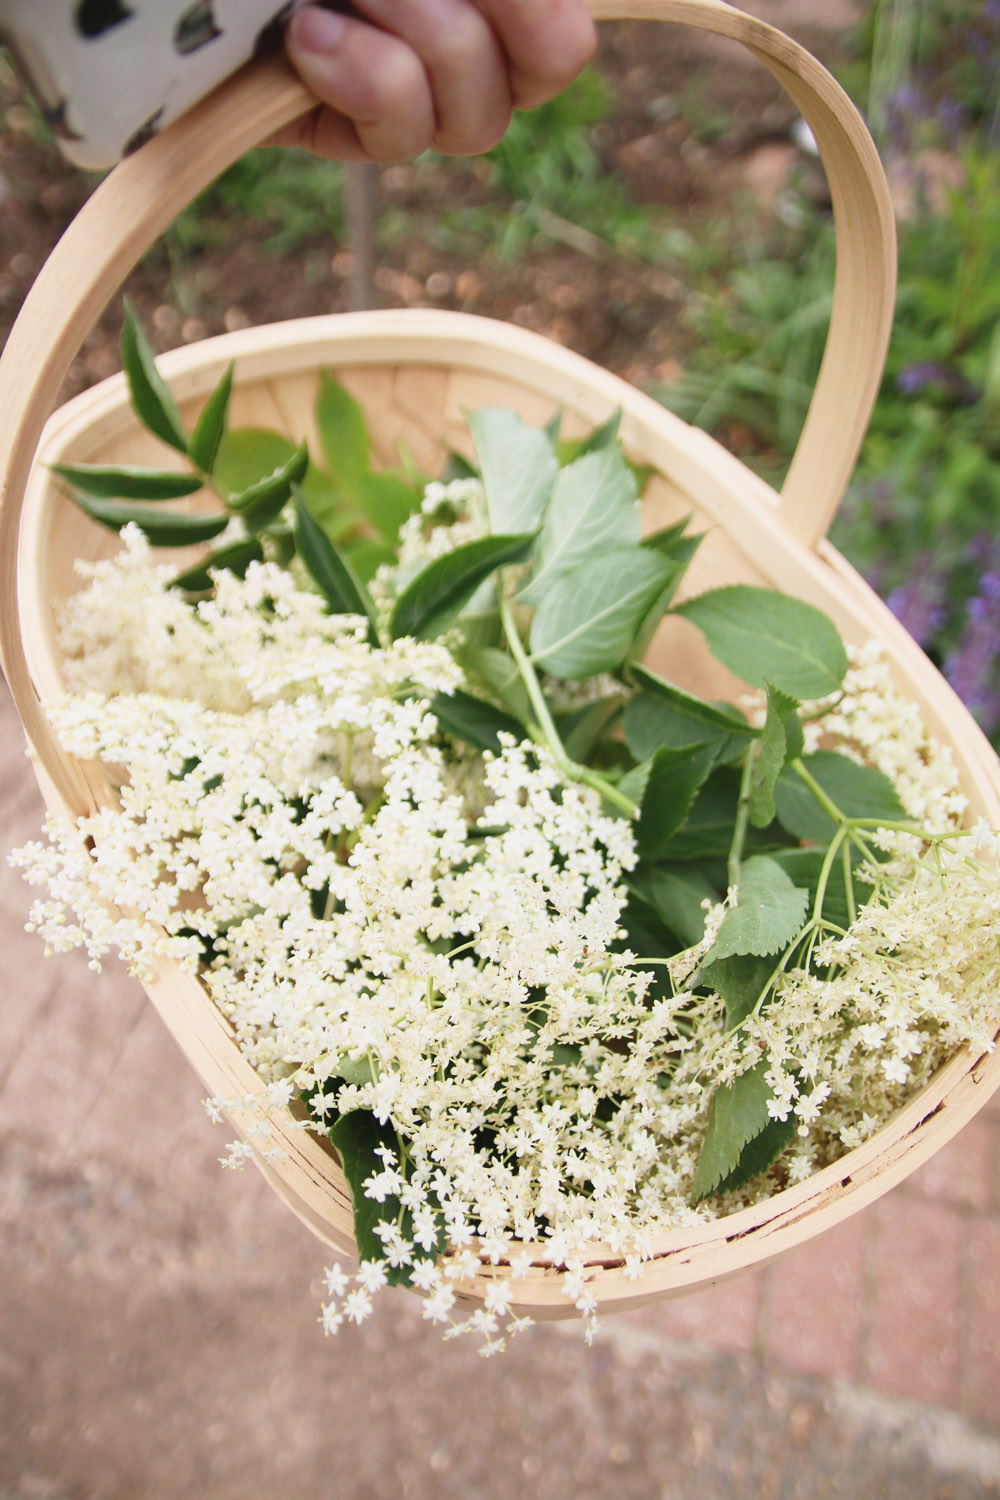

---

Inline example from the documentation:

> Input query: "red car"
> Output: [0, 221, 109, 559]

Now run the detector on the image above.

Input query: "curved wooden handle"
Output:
[0, 0, 895, 816]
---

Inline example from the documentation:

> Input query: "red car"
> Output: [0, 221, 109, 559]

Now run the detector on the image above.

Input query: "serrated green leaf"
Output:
[227, 441, 310, 530]
[327, 1110, 410, 1285]
[626, 665, 751, 736]
[187, 362, 234, 474]
[315, 370, 370, 483]
[657, 773, 793, 862]
[714, 1112, 797, 1195]
[698, 951, 776, 1029]
[616, 758, 653, 809]
[518, 446, 640, 606]
[121, 300, 189, 454]
[51, 462, 203, 501]
[294, 491, 379, 637]
[530, 549, 674, 680]
[692, 1059, 785, 1200]
[430, 688, 526, 754]
[675, 585, 848, 699]
[748, 685, 793, 829]
[774, 751, 907, 842]
[640, 514, 695, 555]
[459, 645, 533, 723]
[213, 428, 298, 497]
[628, 557, 689, 664]
[391, 533, 533, 641]
[769, 847, 874, 933]
[708, 855, 810, 961]
[637, 743, 722, 859]
[468, 408, 559, 534]
[628, 861, 717, 947]
[73, 494, 229, 546]
[169, 536, 264, 592]
[622, 682, 751, 762]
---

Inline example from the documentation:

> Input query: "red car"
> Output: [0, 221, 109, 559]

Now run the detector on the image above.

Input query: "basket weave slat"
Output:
[2, 1, 999, 1318]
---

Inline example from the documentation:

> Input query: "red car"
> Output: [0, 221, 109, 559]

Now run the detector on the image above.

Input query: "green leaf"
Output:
[628, 861, 717, 948]
[430, 688, 526, 754]
[769, 847, 873, 933]
[627, 666, 750, 729]
[656, 772, 792, 862]
[774, 751, 907, 842]
[227, 441, 310, 530]
[555, 408, 621, 464]
[640, 515, 695, 555]
[391, 532, 533, 641]
[315, 370, 370, 483]
[623, 673, 751, 761]
[675, 585, 848, 699]
[698, 951, 776, 1030]
[213, 428, 298, 497]
[468, 408, 558, 534]
[294, 491, 379, 637]
[187, 362, 234, 474]
[558, 694, 625, 762]
[748, 684, 795, 829]
[72, 495, 229, 546]
[343, 536, 397, 584]
[710, 1110, 797, 1196]
[347, 469, 420, 542]
[636, 743, 722, 859]
[459, 645, 533, 723]
[530, 549, 675, 679]
[692, 1059, 786, 1200]
[708, 855, 810, 961]
[120, 299, 189, 454]
[169, 536, 264, 592]
[328, 1110, 412, 1285]
[627, 558, 688, 664]
[51, 462, 204, 501]
[442, 449, 479, 482]
[518, 446, 640, 606]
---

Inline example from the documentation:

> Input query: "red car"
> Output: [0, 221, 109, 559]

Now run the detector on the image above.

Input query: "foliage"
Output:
[656, 131, 1000, 740]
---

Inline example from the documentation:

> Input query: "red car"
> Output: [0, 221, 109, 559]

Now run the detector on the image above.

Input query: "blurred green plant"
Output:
[656, 134, 1000, 740]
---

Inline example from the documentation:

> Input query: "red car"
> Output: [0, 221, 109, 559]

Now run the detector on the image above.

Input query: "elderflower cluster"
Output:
[10, 530, 1000, 1352]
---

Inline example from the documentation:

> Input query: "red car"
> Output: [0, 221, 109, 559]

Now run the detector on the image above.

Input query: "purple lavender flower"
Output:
[886, 551, 949, 648]
[897, 362, 980, 404]
[944, 569, 1000, 737]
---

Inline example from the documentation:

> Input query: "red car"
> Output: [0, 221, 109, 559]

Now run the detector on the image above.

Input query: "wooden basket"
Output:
[2, 0, 999, 1320]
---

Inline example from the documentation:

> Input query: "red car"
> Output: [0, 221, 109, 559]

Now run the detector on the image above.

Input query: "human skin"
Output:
[276, 0, 598, 162]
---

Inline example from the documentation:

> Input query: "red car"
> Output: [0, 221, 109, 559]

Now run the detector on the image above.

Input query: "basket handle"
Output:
[0, 0, 895, 817]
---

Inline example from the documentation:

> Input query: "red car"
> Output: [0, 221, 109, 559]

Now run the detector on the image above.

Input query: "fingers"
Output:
[279, 8, 437, 163]
[475, 0, 598, 111]
[278, 0, 597, 164]
[280, 1, 509, 163]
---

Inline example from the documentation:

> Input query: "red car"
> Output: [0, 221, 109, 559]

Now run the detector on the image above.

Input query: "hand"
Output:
[275, 0, 597, 163]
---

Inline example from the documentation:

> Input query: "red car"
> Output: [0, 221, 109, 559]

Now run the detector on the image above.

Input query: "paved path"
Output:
[2, 674, 999, 1499]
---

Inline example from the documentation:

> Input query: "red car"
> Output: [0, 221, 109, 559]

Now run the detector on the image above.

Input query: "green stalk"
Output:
[497, 586, 638, 818]
[727, 743, 758, 890]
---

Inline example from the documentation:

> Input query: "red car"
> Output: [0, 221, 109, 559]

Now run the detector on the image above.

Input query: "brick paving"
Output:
[2, 671, 998, 1459]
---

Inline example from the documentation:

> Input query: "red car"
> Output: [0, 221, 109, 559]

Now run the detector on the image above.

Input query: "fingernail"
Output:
[289, 6, 347, 54]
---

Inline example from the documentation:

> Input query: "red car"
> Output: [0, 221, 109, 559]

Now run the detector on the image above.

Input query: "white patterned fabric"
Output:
[0, 0, 312, 168]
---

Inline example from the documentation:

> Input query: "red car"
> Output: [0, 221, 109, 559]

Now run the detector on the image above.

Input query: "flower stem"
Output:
[497, 587, 638, 818]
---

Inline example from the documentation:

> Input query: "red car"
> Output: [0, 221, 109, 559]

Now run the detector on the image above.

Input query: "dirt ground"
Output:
[0, 1, 860, 405]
